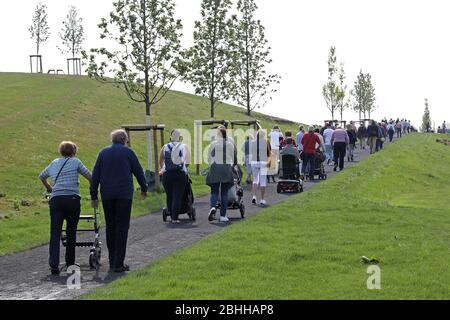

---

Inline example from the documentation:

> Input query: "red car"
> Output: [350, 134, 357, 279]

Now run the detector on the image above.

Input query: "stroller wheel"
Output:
[191, 207, 197, 222]
[240, 204, 245, 218]
[162, 208, 168, 222]
[276, 184, 282, 194]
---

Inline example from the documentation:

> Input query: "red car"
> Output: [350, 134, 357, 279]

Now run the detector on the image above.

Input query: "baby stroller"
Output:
[217, 165, 245, 218]
[301, 150, 328, 180]
[277, 153, 304, 193]
[312, 150, 327, 180]
[61, 208, 102, 271]
[162, 176, 196, 222]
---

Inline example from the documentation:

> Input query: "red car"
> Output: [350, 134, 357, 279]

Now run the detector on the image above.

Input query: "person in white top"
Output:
[322, 123, 334, 165]
[296, 126, 305, 152]
[267, 126, 283, 183]
[268, 126, 283, 150]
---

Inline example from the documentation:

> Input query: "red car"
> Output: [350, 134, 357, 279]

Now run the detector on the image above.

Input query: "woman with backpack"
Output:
[39, 141, 92, 275]
[346, 125, 357, 162]
[159, 129, 190, 224]
[387, 122, 395, 142]
[206, 126, 237, 223]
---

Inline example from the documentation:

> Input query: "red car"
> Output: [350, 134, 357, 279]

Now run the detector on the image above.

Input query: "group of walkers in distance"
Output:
[39, 117, 413, 275]
[438, 121, 447, 134]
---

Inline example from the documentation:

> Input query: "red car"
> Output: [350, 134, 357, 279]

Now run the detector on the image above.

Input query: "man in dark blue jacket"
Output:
[90, 129, 148, 273]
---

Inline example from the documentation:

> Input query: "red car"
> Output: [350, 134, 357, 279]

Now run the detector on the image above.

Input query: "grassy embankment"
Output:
[87, 134, 450, 299]
[0, 72, 298, 256]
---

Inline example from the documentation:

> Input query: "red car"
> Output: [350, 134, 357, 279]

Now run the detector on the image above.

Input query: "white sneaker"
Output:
[260, 200, 267, 206]
[219, 216, 230, 223]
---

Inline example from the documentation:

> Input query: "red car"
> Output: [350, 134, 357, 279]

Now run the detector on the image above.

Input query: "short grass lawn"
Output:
[86, 133, 450, 300]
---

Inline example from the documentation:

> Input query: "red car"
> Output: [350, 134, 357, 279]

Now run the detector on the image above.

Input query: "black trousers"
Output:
[162, 170, 187, 220]
[49, 195, 81, 269]
[389, 131, 394, 142]
[102, 199, 133, 269]
[333, 142, 347, 170]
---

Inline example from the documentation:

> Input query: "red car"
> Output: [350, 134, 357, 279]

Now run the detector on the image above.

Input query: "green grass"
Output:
[0, 72, 298, 256]
[85, 134, 450, 300]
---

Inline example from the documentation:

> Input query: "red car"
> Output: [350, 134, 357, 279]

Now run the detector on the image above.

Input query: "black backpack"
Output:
[164, 143, 184, 172]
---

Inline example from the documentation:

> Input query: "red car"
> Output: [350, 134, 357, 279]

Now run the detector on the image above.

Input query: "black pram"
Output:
[162, 176, 196, 222]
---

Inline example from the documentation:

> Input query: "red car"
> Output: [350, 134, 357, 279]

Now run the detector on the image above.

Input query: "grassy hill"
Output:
[0, 72, 298, 256]
[86, 134, 450, 300]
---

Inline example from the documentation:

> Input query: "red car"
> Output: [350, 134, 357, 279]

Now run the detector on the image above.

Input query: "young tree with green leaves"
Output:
[352, 70, 365, 120]
[83, 0, 183, 172]
[364, 73, 376, 119]
[322, 46, 338, 120]
[421, 98, 432, 132]
[229, 0, 280, 116]
[352, 70, 376, 120]
[185, 0, 233, 118]
[59, 6, 85, 59]
[29, 3, 50, 71]
[336, 62, 349, 122]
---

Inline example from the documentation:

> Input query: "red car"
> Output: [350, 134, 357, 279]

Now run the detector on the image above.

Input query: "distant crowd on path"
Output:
[438, 121, 448, 134]
[38, 117, 414, 276]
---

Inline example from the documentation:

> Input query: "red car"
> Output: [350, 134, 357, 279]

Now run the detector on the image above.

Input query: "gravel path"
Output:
[0, 144, 372, 300]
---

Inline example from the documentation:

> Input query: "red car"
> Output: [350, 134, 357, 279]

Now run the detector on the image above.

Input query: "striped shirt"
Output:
[39, 157, 91, 198]
[331, 129, 350, 145]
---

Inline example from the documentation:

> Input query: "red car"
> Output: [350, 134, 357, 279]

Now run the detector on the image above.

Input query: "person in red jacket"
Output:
[301, 127, 321, 180]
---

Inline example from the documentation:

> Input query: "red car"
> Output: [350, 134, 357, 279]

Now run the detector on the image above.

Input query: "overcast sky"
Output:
[1, 0, 448, 128]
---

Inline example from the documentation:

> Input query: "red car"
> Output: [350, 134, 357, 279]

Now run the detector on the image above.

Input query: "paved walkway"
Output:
[0, 144, 373, 300]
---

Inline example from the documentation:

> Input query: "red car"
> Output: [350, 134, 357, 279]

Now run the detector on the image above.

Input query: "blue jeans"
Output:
[324, 144, 333, 161]
[210, 183, 232, 217]
[302, 153, 316, 178]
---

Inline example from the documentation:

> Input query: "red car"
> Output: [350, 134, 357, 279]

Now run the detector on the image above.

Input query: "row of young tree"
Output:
[322, 46, 376, 121]
[83, 0, 279, 120]
[81, 0, 279, 171]
[29, 3, 85, 71]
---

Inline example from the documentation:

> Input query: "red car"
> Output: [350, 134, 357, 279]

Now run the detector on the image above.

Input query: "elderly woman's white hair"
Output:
[111, 129, 129, 144]
[170, 129, 181, 142]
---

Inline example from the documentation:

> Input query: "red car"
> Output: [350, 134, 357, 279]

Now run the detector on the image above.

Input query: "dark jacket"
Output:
[347, 130, 357, 144]
[357, 126, 367, 139]
[90, 143, 148, 201]
[367, 124, 379, 138]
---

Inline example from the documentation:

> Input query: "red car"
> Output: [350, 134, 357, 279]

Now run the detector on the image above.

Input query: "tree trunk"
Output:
[36, 43, 40, 73]
[210, 95, 215, 118]
[145, 101, 153, 172]
[245, 26, 251, 117]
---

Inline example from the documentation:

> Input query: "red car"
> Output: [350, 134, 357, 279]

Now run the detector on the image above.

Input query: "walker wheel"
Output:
[89, 252, 95, 269]
[240, 204, 245, 218]
[89, 247, 102, 270]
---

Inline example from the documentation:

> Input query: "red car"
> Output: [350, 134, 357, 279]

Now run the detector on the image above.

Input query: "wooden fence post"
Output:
[153, 129, 160, 191]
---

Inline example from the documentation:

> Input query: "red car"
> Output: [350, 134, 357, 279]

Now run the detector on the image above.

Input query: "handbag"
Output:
[46, 158, 70, 200]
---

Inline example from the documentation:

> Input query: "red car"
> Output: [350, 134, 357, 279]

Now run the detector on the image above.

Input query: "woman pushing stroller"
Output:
[159, 129, 191, 224]
[206, 126, 237, 223]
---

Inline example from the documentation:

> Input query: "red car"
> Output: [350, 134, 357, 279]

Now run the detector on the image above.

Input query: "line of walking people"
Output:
[39, 118, 413, 275]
